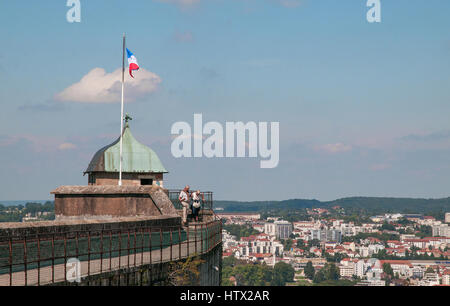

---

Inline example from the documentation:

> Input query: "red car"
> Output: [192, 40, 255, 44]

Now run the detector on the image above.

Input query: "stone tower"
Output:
[52, 122, 176, 220]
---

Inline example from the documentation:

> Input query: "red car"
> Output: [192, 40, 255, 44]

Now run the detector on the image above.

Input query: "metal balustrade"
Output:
[168, 190, 214, 211]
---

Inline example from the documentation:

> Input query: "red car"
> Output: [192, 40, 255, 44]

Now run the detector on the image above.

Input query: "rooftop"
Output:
[85, 123, 167, 174]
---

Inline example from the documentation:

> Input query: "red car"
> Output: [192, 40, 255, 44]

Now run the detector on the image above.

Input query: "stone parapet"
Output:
[51, 185, 178, 221]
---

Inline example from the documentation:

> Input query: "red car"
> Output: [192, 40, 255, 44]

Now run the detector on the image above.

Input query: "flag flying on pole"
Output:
[126, 48, 140, 78]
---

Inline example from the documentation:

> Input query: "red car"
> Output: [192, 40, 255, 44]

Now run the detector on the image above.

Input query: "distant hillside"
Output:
[0, 200, 51, 207]
[215, 199, 321, 212]
[215, 197, 450, 215]
[326, 197, 450, 214]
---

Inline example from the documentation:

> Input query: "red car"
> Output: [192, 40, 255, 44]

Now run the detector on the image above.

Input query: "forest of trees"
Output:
[216, 196, 450, 220]
[222, 256, 295, 286]
[303, 261, 356, 286]
[0, 201, 55, 222]
[222, 224, 260, 240]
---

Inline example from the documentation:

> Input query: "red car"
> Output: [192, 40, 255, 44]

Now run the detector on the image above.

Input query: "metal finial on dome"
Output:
[124, 113, 132, 127]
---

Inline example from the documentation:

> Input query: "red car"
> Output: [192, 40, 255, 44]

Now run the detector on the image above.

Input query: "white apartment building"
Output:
[264, 220, 293, 239]
[310, 229, 342, 243]
[443, 271, 450, 285]
[432, 223, 450, 238]
[368, 244, 385, 256]
[264, 222, 276, 236]
[238, 235, 284, 257]
[355, 260, 367, 278]
[418, 273, 440, 286]
[275, 221, 293, 239]
[339, 265, 354, 278]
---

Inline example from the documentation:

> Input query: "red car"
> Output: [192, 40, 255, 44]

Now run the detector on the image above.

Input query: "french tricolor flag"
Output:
[126, 48, 140, 78]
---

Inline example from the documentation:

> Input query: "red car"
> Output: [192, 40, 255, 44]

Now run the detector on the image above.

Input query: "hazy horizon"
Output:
[2, 194, 450, 206]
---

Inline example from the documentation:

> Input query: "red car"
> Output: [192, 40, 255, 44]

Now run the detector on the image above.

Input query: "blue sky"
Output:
[1, 0, 450, 201]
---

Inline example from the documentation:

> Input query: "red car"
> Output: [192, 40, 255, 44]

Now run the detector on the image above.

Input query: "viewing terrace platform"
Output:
[168, 190, 216, 222]
[0, 191, 222, 286]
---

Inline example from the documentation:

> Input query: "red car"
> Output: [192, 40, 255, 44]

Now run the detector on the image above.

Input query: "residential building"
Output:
[311, 229, 342, 243]
[264, 222, 276, 236]
[274, 221, 293, 239]
[339, 265, 354, 278]
[432, 224, 450, 238]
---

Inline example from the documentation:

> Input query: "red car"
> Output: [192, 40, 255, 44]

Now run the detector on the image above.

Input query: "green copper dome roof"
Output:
[85, 124, 168, 174]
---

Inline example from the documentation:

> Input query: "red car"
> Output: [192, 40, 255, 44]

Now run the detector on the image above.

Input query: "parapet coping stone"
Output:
[0, 215, 179, 230]
[51, 185, 164, 194]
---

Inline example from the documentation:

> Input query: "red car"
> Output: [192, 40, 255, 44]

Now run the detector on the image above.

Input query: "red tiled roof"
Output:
[241, 235, 257, 241]
[405, 239, 429, 242]
[249, 253, 272, 258]
[379, 260, 412, 267]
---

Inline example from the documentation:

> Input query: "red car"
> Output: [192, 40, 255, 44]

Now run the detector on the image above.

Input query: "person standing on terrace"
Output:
[179, 186, 190, 225]
[191, 190, 205, 222]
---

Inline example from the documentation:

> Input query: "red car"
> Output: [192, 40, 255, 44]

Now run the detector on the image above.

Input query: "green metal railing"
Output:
[168, 190, 214, 211]
[0, 220, 222, 286]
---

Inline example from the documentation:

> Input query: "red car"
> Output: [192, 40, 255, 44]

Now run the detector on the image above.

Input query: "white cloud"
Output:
[55, 68, 161, 103]
[174, 30, 194, 43]
[317, 143, 352, 154]
[58, 143, 77, 150]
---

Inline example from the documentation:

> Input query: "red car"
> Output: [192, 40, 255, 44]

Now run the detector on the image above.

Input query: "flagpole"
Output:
[119, 33, 125, 186]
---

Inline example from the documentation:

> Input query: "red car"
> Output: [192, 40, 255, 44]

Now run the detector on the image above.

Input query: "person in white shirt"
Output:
[191, 190, 205, 222]
[178, 186, 190, 225]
